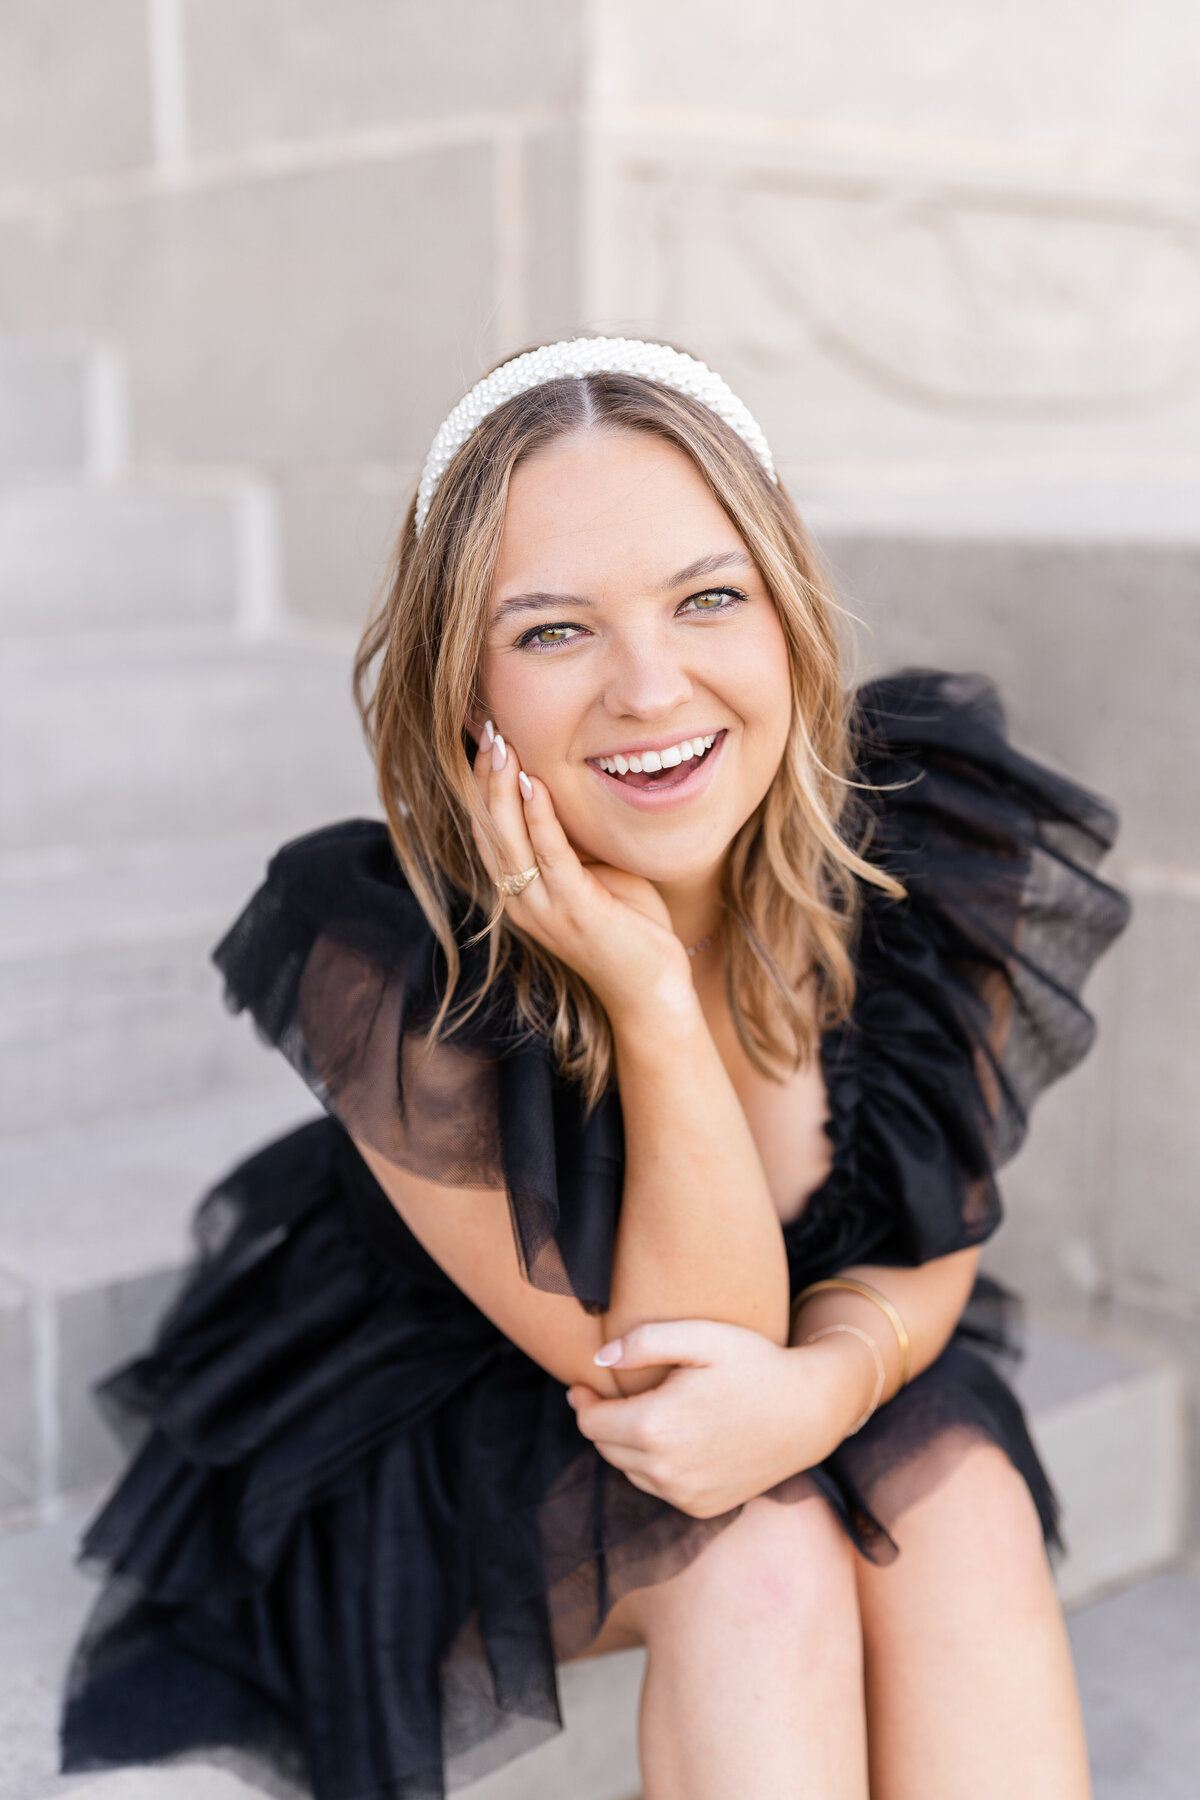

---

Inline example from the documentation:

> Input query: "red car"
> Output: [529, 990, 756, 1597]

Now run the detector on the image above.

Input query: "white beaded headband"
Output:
[414, 336, 777, 535]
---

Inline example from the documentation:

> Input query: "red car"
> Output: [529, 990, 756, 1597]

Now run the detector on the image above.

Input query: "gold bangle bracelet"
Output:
[791, 1277, 912, 1388]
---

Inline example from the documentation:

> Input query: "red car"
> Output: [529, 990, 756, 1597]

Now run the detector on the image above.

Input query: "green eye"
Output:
[681, 587, 747, 616]
[515, 620, 583, 651]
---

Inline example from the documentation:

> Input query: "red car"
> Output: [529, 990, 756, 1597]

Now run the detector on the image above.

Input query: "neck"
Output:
[653, 864, 725, 955]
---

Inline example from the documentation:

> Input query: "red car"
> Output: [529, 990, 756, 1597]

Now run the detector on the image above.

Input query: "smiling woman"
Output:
[357, 370, 901, 1110]
[62, 341, 1129, 1800]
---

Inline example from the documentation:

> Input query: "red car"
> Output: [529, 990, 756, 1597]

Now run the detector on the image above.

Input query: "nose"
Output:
[600, 630, 694, 722]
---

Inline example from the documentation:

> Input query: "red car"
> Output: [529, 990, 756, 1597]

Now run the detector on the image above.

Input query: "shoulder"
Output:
[843, 666, 1130, 1167]
[790, 668, 1130, 1272]
[851, 668, 1122, 864]
[212, 817, 447, 1043]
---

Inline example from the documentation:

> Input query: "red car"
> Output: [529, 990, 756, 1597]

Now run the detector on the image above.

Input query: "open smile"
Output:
[586, 729, 727, 809]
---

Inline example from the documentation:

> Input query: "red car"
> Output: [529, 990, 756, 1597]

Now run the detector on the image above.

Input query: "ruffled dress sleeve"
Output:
[785, 668, 1131, 1287]
[212, 817, 624, 1310]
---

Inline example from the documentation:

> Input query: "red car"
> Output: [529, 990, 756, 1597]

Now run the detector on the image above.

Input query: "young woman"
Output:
[63, 339, 1129, 1800]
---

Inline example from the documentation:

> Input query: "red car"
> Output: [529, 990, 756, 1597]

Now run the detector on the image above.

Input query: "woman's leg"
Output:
[855, 1441, 1091, 1800]
[600, 1490, 869, 1800]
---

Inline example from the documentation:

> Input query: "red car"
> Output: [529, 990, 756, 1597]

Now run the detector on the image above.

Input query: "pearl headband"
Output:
[414, 335, 777, 535]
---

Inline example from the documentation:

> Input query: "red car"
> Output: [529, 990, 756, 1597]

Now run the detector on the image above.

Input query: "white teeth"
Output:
[595, 730, 720, 778]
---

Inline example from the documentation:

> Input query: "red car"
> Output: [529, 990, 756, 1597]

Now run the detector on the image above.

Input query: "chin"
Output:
[573, 823, 735, 885]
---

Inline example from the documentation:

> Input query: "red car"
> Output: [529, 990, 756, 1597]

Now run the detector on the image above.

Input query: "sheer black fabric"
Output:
[62, 670, 1130, 1800]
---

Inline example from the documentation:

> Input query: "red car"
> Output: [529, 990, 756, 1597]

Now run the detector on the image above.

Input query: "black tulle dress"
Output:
[61, 671, 1130, 1800]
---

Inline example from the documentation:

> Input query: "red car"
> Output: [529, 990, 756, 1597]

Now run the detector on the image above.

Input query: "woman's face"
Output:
[477, 428, 793, 887]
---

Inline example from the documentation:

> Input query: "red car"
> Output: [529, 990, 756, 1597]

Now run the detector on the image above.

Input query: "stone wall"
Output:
[588, 0, 1200, 482]
[0, 0, 588, 621]
[1, 2, 1197, 1486]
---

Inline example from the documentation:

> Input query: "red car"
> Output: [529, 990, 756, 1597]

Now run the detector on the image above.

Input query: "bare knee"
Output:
[859, 1442, 1054, 1625]
[641, 1492, 861, 1643]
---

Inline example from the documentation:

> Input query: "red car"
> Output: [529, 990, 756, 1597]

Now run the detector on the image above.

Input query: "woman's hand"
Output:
[567, 1319, 877, 1518]
[471, 722, 695, 1022]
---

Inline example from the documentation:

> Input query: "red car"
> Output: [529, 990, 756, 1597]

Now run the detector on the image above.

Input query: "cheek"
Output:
[477, 651, 578, 774]
[712, 621, 793, 758]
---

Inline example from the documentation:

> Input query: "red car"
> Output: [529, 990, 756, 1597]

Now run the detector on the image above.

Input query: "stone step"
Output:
[1010, 1319, 1188, 1607]
[0, 341, 124, 480]
[0, 832, 348, 1137]
[1, 1521, 1196, 1800]
[0, 631, 376, 856]
[0, 1088, 322, 1520]
[0, 480, 260, 635]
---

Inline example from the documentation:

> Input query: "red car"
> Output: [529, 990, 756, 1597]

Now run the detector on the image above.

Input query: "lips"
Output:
[587, 729, 727, 801]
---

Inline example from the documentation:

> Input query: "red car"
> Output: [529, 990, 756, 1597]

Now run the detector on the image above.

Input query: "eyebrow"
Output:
[490, 550, 752, 626]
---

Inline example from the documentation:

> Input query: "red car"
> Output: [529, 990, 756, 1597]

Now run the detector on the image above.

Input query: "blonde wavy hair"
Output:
[354, 360, 902, 1107]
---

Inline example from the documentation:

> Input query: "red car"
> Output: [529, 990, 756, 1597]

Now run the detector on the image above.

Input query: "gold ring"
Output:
[495, 863, 541, 898]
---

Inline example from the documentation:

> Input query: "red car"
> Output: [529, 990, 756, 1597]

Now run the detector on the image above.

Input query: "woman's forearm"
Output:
[789, 1246, 982, 1439]
[603, 988, 791, 1368]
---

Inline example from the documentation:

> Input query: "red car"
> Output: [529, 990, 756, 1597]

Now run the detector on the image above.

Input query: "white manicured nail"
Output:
[479, 719, 495, 751]
[491, 734, 507, 771]
[518, 771, 533, 801]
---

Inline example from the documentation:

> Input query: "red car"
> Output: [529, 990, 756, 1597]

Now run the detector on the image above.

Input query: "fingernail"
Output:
[518, 771, 533, 801]
[479, 719, 495, 751]
[593, 1341, 622, 1367]
[491, 734, 507, 772]
[564, 1389, 577, 1410]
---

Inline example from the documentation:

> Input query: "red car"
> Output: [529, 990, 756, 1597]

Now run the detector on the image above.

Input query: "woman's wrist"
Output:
[607, 973, 705, 1049]
[789, 1330, 885, 1460]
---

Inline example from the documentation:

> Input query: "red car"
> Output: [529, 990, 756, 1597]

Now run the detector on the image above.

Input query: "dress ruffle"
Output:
[62, 670, 1130, 1800]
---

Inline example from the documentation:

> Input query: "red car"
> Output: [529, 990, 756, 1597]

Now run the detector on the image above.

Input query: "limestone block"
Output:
[0, 344, 88, 473]
[523, 124, 585, 349]
[0, 636, 378, 853]
[279, 469, 407, 626]
[183, 0, 583, 155]
[54, 1271, 183, 1495]
[0, 835, 320, 1132]
[0, 483, 240, 634]
[0, 1511, 98, 1800]
[0, 1090, 320, 1505]
[1013, 1321, 1187, 1606]
[598, 0, 1200, 153]
[596, 156, 1200, 474]
[0, 0, 152, 188]
[0, 1272, 35, 1514]
[0, 151, 496, 467]
[1111, 891, 1200, 1306]
[811, 523, 1200, 865]
[984, 963, 1119, 1312]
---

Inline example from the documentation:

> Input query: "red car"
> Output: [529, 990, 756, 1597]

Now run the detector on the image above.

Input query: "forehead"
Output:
[492, 427, 746, 596]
